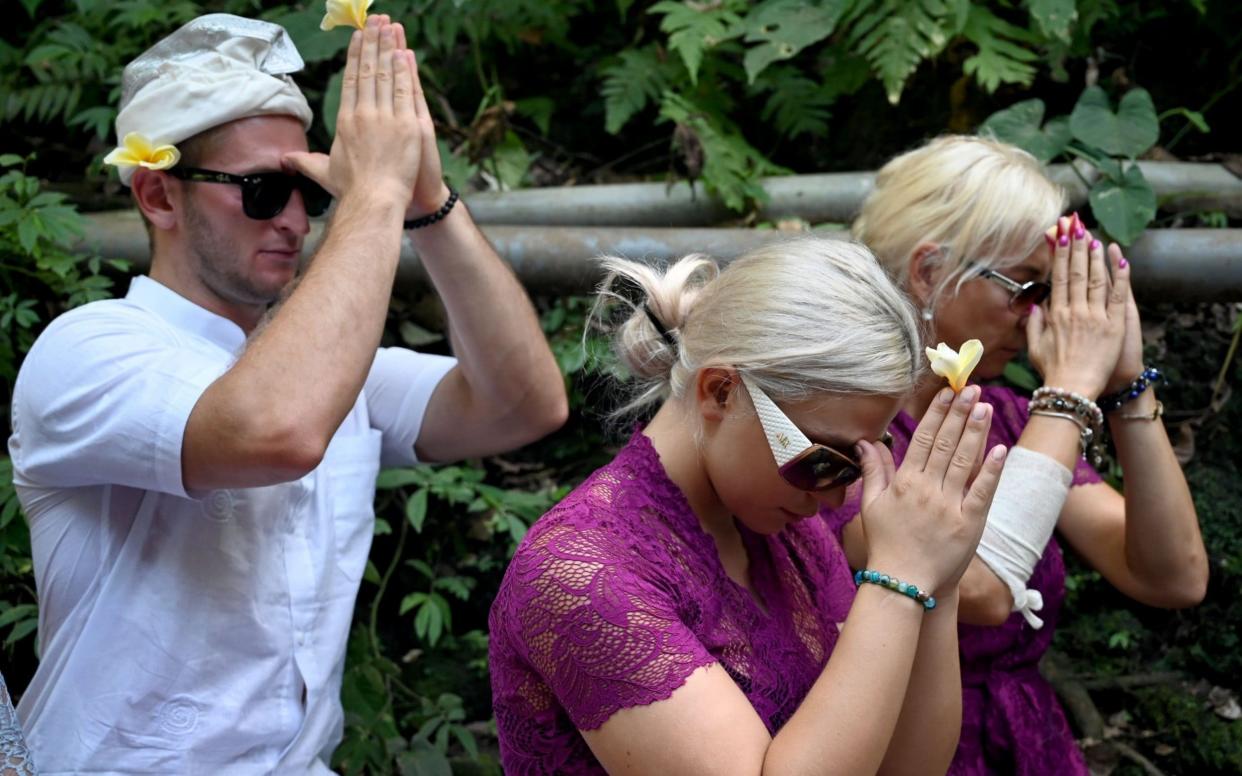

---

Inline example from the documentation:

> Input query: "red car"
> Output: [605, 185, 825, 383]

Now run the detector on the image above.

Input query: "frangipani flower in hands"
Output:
[103, 133, 180, 171]
[320, 0, 373, 31]
[926, 339, 984, 393]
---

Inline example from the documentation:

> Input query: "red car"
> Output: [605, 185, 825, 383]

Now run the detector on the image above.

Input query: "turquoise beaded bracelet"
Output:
[854, 569, 937, 610]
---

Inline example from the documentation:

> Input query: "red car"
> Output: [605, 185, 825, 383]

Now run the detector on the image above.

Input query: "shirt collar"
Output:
[126, 275, 247, 352]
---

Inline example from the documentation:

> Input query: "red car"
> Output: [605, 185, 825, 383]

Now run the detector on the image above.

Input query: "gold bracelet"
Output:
[1116, 400, 1163, 421]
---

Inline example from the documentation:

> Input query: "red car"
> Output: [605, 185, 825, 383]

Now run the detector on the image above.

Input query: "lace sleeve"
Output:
[989, 385, 1102, 487]
[494, 510, 716, 731]
[0, 674, 35, 776]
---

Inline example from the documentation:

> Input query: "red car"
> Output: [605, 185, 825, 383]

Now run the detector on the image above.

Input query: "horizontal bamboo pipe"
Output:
[79, 211, 1242, 302]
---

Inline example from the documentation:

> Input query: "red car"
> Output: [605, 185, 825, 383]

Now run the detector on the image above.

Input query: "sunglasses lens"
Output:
[779, 447, 861, 492]
[1013, 283, 1051, 309]
[299, 178, 332, 217]
[242, 175, 294, 220]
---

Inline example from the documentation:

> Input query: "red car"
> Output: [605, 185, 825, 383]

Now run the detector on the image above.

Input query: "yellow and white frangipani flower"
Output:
[103, 133, 180, 172]
[320, 0, 373, 31]
[925, 339, 984, 393]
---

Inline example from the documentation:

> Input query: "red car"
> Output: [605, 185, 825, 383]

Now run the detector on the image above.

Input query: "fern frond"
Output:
[649, 0, 746, 85]
[753, 65, 834, 140]
[845, 0, 970, 105]
[962, 5, 1040, 93]
[600, 45, 677, 135]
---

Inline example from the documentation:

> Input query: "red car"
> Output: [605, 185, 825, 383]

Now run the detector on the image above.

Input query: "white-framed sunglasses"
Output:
[741, 374, 892, 492]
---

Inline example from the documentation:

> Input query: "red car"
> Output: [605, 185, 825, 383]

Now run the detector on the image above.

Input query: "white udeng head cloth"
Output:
[114, 14, 314, 185]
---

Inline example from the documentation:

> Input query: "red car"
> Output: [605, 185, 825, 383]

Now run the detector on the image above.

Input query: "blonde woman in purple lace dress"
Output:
[489, 238, 1013, 775]
[827, 136, 1209, 775]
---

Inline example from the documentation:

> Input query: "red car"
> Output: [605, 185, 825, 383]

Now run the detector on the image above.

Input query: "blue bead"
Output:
[879, 574, 891, 586]
[854, 570, 863, 585]
[897, 582, 908, 594]
[925, 597, 937, 610]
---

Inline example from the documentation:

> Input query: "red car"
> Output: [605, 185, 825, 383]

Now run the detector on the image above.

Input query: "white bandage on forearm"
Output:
[975, 446, 1073, 630]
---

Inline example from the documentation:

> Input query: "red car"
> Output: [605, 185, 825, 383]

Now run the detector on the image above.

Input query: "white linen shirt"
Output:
[8, 276, 456, 774]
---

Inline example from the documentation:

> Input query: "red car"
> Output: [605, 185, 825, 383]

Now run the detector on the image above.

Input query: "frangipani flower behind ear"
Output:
[103, 133, 180, 172]
[925, 339, 984, 393]
[320, 0, 372, 31]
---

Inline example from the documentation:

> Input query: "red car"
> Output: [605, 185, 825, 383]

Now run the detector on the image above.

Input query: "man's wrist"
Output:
[406, 183, 454, 222]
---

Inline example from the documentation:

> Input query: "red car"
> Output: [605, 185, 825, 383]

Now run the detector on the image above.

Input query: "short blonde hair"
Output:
[853, 135, 1066, 309]
[592, 237, 923, 417]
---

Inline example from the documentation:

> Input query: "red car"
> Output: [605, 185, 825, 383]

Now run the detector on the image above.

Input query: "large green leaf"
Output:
[1069, 86, 1159, 158]
[321, 69, 343, 136]
[272, 8, 352, 64]
[978, 98, 1071, 163]
[741, 0, 846, 84]
[1028, 0, 1077, 42]
[1089, 163, 1156, 245]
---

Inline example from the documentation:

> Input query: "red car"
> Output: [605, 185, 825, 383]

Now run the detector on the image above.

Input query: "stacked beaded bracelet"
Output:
[403, 187, 459, 230]
[1030, 387, 1106, 467]
[1098, 367, 1163, 413]
[854, 569, 937, 610]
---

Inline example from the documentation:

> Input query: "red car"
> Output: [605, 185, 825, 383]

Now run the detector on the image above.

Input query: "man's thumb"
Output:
[283, 151, 335, 196]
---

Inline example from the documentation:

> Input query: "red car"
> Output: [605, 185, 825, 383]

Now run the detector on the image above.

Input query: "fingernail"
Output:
[972, 403, 988, 420]
[1119, 257, 1129, 269]
[959, 386, 979, 403]
[991, 445, 1008, 462]
[1058, 235, 1069, 247]
[1090, 239, 1101, 250]
[1074, 224, 1086, 240]
[938, 388, 954, 404]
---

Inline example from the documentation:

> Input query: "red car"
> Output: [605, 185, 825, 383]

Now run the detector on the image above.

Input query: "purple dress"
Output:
[489, 430, 856, 775]
[822, 385, 1100, 776]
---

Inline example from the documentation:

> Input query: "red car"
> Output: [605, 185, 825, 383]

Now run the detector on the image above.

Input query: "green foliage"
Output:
[961, 5, 1040, 93]
[845, 0, 967, 105]
[980, 84, 1162, 244]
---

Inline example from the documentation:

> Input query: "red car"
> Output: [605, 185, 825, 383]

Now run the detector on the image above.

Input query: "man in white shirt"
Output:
[7, 13, 566, 774]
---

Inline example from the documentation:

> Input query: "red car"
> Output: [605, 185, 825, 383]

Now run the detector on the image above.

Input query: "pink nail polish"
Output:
[1058, 235, 1069, 247]
[1119, 257, 1129, 269]
[1074, 225, 1086, 240]
[1090, 239, 1101, 250]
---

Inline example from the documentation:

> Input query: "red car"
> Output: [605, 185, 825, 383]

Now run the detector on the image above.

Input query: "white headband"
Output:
[112, 14, 313, 184]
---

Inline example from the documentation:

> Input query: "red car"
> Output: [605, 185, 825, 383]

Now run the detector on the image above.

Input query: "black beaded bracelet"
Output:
[403, 187, 459, 230]
[1098, 367, 1163, 413]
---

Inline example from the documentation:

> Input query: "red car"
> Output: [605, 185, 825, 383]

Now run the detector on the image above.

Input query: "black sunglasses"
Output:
[975, 266, 1051, 311]
[167, 167, 332, 220]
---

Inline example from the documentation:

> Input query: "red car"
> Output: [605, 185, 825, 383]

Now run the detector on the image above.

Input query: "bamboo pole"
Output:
[463, 162, 1242, 226]
[78, 211, 1242, 302]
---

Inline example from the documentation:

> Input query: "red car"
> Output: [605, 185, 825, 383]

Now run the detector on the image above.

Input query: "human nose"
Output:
[273, 189, 311, 237]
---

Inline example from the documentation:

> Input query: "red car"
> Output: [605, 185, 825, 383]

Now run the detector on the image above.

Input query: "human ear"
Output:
[694, 367, 739, 424]
[131, 169, 178, 231]
[907, 242, 944, 308]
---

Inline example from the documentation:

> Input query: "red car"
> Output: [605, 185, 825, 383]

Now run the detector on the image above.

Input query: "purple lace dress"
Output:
[822, 385, 1100, 776]
[489, 430, 856, 775]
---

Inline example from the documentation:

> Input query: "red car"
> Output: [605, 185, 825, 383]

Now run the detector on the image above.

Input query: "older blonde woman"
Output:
[827, 135, 1208, 775]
